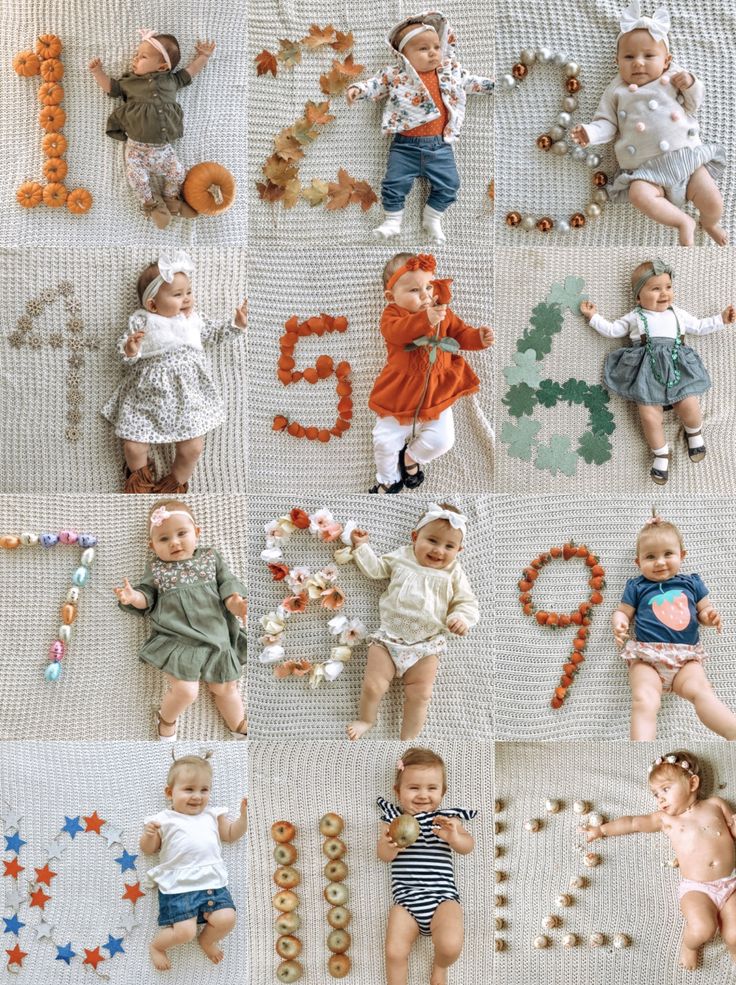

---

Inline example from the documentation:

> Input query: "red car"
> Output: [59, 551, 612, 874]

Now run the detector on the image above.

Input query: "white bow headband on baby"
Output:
[397, 23, 436, 52]
[415, 503, 467, 538]
[617, 1, 670, 50]
[150, 506, 193, 531]
[142, 251, 195, 306]
[138, 28, 172, 69]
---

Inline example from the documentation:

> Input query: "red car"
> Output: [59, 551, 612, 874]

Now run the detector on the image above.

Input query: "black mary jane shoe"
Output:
[368, 480, 404, 494]
[398, 446, 425, 488]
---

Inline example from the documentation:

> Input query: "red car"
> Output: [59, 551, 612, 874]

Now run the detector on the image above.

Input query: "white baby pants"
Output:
[372, 408, 455, 485]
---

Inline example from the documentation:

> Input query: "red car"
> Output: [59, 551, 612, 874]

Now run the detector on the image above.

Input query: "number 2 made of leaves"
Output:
[254, 23, 377, 212]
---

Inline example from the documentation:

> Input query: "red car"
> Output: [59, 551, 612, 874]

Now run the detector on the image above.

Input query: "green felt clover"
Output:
[546, 276, 588, 313]
[560, 378, 590, 405]
[583, 385, 610, 412]
[588, 406, 615, 436]
[501, 418, 542, 461]
[503, 349, 543, 388]
[502, 382, 538, 418]
[535, 379, 563, 408]
[577, 430, 614, 465]
[516, 302, 564, 360]
[534, 436, 578, 477]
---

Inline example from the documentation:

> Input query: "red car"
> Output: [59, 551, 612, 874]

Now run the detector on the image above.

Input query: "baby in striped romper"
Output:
[377, 748, 476, 985]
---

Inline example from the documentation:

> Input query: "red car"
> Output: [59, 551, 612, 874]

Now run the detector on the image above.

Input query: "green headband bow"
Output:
[633, 258, 674, 301]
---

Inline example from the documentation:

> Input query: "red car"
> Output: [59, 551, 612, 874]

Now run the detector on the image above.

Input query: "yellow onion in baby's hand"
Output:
[389, 814, 420, 847]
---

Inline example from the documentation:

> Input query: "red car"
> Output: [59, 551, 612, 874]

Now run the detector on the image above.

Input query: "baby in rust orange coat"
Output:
[368, 253, 493, 493]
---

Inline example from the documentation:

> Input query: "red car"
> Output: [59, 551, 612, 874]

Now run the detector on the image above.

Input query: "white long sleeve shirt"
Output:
[589, 306, 724, 342]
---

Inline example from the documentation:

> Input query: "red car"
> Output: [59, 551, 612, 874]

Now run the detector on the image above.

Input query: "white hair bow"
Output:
[618, 1, 671, 49]
[415, 502, 467, 538]
[158, 251, 195, 283]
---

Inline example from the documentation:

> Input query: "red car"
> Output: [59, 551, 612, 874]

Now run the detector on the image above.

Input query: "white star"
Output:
[1, 809, 23, 832]
[102, 825, 124, 847]
[45, 840, 64, 859]
[117, 910, 140, 933]
[3, 885, 22, 909]
[35, 920, 54, 940]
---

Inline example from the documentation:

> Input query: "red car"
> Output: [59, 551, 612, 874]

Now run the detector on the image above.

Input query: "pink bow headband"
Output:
[150, 506, 193, 531]
[138, 28, 171, 69]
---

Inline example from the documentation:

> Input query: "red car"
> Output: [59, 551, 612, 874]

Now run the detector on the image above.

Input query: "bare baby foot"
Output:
[198, 937, 224, 964]
[150, 944, 171, 971]
[702, 223, 728, 246]
[677, 214, 696, 247]
[679, 941, 699, 971]
[430, 963, 448, 985]
[346, 720, 372, 740]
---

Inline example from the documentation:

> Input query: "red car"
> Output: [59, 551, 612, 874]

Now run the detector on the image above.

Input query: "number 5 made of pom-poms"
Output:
[13, 35, 93, 214]
[0, 530, 96, 681]
[517, 541, 605, 708]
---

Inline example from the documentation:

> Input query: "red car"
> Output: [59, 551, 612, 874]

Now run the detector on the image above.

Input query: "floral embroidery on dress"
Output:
[151, 548, 217, 593]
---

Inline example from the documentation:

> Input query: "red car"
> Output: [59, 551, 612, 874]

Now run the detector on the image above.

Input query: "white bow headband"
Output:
[415, 503, 467, 538]
[617, 1, 670, 50]
[397, 23, 436, 52]
[142, 251, 195, 306]
[138, 28, 172, 69]
[150, 506, 194, 531]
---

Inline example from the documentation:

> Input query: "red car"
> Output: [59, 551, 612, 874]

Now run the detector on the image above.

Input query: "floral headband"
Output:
[386, 254, 437, 293]
[415, 503, 467, 539]
[138, 28, 172, 69]
[142, 251, 195, 306]
[633, 258, 674, 301]
[150, 506, 194, 531]
[617, 1, 670, 51]
[648, 754, 694, 776]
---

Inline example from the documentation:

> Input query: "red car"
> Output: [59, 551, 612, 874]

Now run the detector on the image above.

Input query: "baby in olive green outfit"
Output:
[114, 500, 247, 738]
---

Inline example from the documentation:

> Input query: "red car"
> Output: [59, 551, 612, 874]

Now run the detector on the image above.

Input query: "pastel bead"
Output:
[20, 532, 38, 546]
[628, 83, 638, 91]
[80, 548, 95, 568]
[0, 536, 21, 549]
[647, 99, 658, 110]
[72, 566, 89, 587]
[627, 145, 637, 155]
[49, 640, 65, 662]
[65, 587, 80, 603]
[44, 663, 62, 682]
[78, 533, 97, 548]
[635, 121, 646, 132]
[58, 625, 72, 643]
[40, 533, 58, 548]
[659, 140, 670, 151]
[61, 603, 77, 626]
[619, 110, 627, 119]
[671, 111, 680, 121]
[59, 530, 78, 545]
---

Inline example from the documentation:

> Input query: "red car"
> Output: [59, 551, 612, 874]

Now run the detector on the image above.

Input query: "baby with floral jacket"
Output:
[347, 11, 493, 244]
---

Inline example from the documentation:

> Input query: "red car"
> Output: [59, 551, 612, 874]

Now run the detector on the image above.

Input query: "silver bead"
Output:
[588, 812, 604, 827]
[80, 547, 94, 567]
[585, 153, 601, 168]
[59, 625, 72, 643]
[534, 935, 551, 949]
[619, 109, 627, 119]
[571, 146, 587, 161]
[613, 933, 631, 949]
[647, 98, 659, 110]
[550, 141, 568, 156]
[585, 203, 602, 218]
[549, 125, 565, 142]
[66, 586, 80, 603]
[553, 51, 568, 66]
[659, 139, 670, 151]
[536, 47, 553, 63]
[501, 74, 516, 91]
[627, 144, 637, 155]
[520, 215, 536, 230]
[520, 48, 537, 66]
[562, 96, 578, 112]
[592, 189, 609, 205]
[557, 111, 572, 128]
[556, 219, 571, 233]
[564, 61, 580, 78]
[20, 532, 38, 546]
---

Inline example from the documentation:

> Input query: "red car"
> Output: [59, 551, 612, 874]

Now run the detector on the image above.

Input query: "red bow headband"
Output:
[386, 254, 437, 292]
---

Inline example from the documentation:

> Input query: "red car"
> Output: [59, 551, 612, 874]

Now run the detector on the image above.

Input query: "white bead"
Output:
[524, 818, 541, 832]
[613, 933, 631, 949]
[58, 624, 72, 643]
[545, 799, 561, 814]
[537, 47, 553, 63]
[571, 146, 587, 161]
[534, 935, 551, 949]
[584, 851, 601, 867]
[590, 932, 606, 947]
[648, 99, 658, 109]
[585, 154, 601, 168]
[520, 215, 536, 230]
[549, 125, 565, 141]
[563, 933, 578, 947]
[551, 141, 568, 156]
[562, 96, 578, 112]
[495, 916, 505, 930]
[627, 144, 637, 155]
[66, 586, 80, 603]
[557, 219, 571, 233]
[573, 801, 589, 815]
[619, 110, 627, 119]
[80, 547, 94, 567]
[542, 914, 561, 929]
[556, 893, 572, 907]
[659, 139, 670, 151]
[628, 83, 638, 91]
[20, 532, 38, 546]
[564, 61, 580, 78]
[592, 189, 609, 205]
[569, 875, 587, 889]
[557, 112, 572, 128]
[586, 203, 602, 219]
[635, 121, 646, 132]
[501, 74, 516, 90]
[553, 51, 568, 66]
[588, 812, 604, 827]
[520, 48, 536, 66]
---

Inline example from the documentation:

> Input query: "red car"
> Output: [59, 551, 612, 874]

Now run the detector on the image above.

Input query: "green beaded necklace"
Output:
[637, 306, 682, 389]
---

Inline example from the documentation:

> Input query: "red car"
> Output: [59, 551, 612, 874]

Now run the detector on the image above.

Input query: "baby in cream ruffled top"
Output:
[346, 502, 478, 741]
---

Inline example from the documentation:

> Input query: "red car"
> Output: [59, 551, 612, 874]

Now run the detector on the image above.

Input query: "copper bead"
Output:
[593, 171, 608, 187]
[512, 63, 528, 79]
[536, 134, 552, 151]
[570, 212, 586, 228]
[505, 211, 522, 227]
[536, 217, 554, 232]
[566, 78, 582, 93]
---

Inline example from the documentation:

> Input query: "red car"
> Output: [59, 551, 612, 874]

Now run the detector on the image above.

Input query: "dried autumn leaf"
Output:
[331, 30, 355, 53]
[302, 179, 330, 207]
[254, 49, 278, 77]
[281, 178, 302, 210]
[262, 154, 299, 186]
[274, 129, 305, 162]
[334, 54, 364, 77]
[304, 99, 335, 127]
[276, 38, 302, 68]
[256, 180, 285, 203]
[326, 168, 354, 210]
[301, 23, 337, 49]
[349, 178, 378, 212]
[291, 118, 319, 145]
[320, 66, 349, 96]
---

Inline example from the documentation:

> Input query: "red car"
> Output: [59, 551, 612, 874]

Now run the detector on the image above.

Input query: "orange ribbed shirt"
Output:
[404, 70, 448, 136]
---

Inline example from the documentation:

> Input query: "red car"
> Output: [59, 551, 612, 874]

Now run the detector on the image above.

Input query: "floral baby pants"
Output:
[124, 139, 186, 205]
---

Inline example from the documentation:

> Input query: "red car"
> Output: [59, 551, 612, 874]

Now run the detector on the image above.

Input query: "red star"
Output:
[34, 863, 57, 886]
[2, 857, 23, 879]
[30, 886, 51, 909]
[83, 811, 106, 834]
[6, 943, 27, 968]
[83, 947, 105, 970]
[122, 881, 145, 904]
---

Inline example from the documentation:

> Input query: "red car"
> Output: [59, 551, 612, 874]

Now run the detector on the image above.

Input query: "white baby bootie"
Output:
[372, 210, 404, 239]
[422, 204, 446, 244]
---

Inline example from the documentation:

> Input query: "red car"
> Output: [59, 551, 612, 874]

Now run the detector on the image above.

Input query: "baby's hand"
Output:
[350, 528, 369, 548]
[123, 331, 145, 357]
[671, 70, 694, 91]
[722, 305, 736, 325]
[433, 816, 462, 844]
[240, 797, 248, 818]
[226, 593, 248, 621]
[700, 605, 723, 634]
[143, 820, 161, 837]
[89, 57, 103, 72]
[195, 40, 216, 59]
[346, 86, 361, 105]
[579, 301, 597, 320]
[234, 298, 248, 330]
[426, 304, 448, 328]
[584, 824, 604, 842]
[479, 326, 494, 348]
[570, 124, 589, 147]
[611, 611, 630, 648]
[382, 829, 403, 855]
[113, 578, 137, 606]
[446, 616, 468, 636]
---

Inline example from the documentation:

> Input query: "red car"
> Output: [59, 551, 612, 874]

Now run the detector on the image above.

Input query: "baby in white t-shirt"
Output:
[140, 753, 247, 970]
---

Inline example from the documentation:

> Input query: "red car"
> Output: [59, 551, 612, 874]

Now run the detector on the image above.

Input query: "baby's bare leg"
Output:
[628, 661, 663, 740]
[170, 436, 204, 483]
[429, 900, 464, 985]
[672, 395, 702, 430]
[636, 403, 666, 453]
[150, 917, 197, 970]
[671, 661, 736, 739]
[347, 643, 396, 740]
[717, 892, 736, 961]
[198, 907, 236, 965]
[401, 654, 439, 740]
[628, 179, 696, 246]
[679, 891, 718, 970]
[207, 681, 246, 732]
[385, 904, 420, 985]
[687, 166, 727, 246]
[158, 675, 200, 737]
[122, 439, 150, 472]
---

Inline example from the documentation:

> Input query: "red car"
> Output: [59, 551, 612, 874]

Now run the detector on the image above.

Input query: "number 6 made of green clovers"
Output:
[500, 276, 616, 476]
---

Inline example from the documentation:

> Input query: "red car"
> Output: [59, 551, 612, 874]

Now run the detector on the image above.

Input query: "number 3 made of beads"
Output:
[13, 35, 93, 214]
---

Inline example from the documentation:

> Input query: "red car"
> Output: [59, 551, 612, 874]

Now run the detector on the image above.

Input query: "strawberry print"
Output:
[650, 589, 691, 631]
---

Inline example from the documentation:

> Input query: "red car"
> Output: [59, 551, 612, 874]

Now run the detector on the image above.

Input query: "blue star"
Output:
[114, 848, 138, 873]
[103, 934, 125, 958]
[2, 914, 25, 936]
[61, 816, 83, 839]
[4, 831, 26, 853]
[55, 942, 76, 965]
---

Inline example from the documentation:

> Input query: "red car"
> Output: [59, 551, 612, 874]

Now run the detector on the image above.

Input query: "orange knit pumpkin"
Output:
[13, 50, 40, 77]
[16, 181, 44, 208]
[43, 157, 68, 182]
[66, 188, 93, 214]
[42, 182, 68, 208]
[42, 132, 67, 157]
[39, 57, 64, 82]
[38, 105, 66, 132]
[38, 82, 64, 105]
[182, 162, 236, 215]
[36, 34, 63, 59]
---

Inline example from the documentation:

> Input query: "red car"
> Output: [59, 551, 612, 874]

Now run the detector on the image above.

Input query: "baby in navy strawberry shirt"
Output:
[612, 512, 736, 740]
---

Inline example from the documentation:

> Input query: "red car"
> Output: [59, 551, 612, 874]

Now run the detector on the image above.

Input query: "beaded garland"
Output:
[637, 305, 683, 388]
[499, 47, 611, 233]
[0, 530, 97, 682]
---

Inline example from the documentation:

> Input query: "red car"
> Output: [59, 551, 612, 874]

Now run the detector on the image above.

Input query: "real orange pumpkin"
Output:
[42, 132, 67, 157]
[16, 181, 44, 208]
[13, 50, 40, 77]
[182, 161, 236, 215]
[40, 58, 64, 82]
[43, 157, 68, 182]
[66, 188, 93, 215]
[36, 34, 63, 59]
[42, 182, 68, 208]
[38, 82, 64, 106]
[38, 105, 66, 132]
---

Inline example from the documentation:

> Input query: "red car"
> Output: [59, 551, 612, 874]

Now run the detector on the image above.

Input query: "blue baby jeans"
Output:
[381, 134, 460, 213]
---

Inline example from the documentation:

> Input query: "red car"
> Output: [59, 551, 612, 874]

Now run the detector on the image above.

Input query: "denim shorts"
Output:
[158, 885, 236, 926]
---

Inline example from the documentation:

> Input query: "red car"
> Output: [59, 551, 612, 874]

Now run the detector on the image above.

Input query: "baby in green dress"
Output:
[114, 500, 247, 738]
